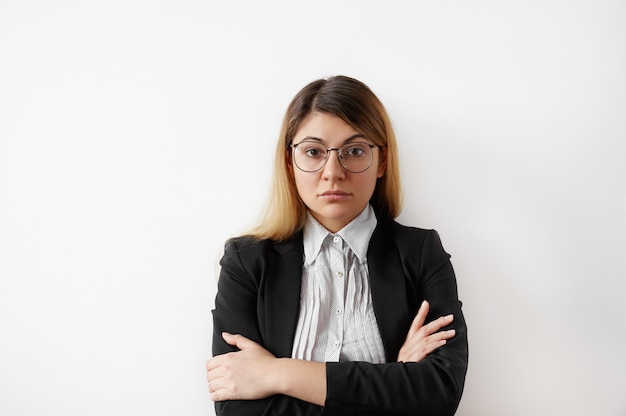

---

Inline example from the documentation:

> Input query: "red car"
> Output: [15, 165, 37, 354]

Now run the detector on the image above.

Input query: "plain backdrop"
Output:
[1, 1, 625, 415]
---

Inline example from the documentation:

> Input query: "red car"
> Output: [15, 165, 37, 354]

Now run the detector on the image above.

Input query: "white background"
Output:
[1, 1, 625, 415]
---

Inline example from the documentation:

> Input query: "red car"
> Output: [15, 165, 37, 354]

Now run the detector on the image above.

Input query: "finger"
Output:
[221, 331, 237, 345]
[222, 332, 259, 351]
[207, 369, 226, 389]
[400, 330, 455, 362]
[408, 300, 429, 335]
[210, 388, 229, 402]
[398, 338, 445, 363]
[415, 338, 447, 358]
[427, 329, 456, 343]
[205, 355, 225, 372]
[406, 328, 456, 353]
[206, 364, 224, 383]
[419, 314, 454, 337]
[209, 384, 229, 402]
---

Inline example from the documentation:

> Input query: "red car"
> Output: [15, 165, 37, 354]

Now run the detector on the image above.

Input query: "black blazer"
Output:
[212, 219, 468, 416]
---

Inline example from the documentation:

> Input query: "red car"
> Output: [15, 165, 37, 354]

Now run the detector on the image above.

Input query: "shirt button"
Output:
[332, 341, 340, 348]
[334, 308, 343, 315]
[333, 236, 340, 243]
[336, 271, 343, 278]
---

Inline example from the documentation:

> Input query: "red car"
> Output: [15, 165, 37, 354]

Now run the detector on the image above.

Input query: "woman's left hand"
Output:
[397, 300, 456, 363]
[206, 332, 278, 401]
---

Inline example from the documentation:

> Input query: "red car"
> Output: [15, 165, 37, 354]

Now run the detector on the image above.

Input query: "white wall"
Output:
[1, 1, 624, 415]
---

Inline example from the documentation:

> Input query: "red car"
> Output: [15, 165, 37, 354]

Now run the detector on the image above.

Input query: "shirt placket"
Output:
[325, 234, 346, 362]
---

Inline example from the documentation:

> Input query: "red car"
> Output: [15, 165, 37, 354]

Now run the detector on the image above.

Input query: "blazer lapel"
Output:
[367, 222, 410, 362]
[262, 233, 304, 358]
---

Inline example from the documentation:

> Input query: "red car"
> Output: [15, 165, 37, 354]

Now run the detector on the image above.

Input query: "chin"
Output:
[319, 209, 359, 225]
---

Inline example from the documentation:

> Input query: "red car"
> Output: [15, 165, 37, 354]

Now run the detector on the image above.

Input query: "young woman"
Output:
[206, 76, 468, 416]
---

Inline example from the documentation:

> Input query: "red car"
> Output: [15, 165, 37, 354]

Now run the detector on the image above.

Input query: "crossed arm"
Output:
[205, 300, 455, 406]
[207, 229, 468, 415]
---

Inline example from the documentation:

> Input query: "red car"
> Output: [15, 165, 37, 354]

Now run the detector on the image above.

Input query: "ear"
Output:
[376, 146, 387, 178]
[286, 148, 295, 178]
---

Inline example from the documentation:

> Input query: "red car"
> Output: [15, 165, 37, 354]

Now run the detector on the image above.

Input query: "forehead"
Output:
[294, 112, 365, 144]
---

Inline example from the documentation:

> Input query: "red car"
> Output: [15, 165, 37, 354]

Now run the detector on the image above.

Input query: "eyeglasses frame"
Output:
[290, 141, 381, 173]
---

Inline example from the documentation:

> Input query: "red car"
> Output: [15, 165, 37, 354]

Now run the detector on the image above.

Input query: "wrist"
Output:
[271, 358, 292, 396]
[270, 358, 326, 406]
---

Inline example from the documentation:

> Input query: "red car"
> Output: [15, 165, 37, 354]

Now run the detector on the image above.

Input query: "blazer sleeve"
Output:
[324, 229, 469, 416]
[211, 238, 323, 416]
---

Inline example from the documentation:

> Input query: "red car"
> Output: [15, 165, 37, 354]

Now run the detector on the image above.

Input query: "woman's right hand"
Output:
[397, 300, 456, 363]
[206, 332, 279, 402]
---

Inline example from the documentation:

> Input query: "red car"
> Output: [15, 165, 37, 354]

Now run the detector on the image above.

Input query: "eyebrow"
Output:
[298, 133, 368, 145]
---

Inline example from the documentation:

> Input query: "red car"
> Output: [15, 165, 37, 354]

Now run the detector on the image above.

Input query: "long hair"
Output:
[248, 75, 403, 241]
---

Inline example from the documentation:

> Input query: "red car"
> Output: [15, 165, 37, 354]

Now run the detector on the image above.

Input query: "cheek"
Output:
[358, 171, 380, 191]
[362, 177, 380, 200]
[293, 171, 317, 196]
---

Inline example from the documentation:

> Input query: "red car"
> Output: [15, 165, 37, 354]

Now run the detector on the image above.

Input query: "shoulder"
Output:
[224, 233, 302, 254]
[376, 219, 444, 247]
[222, 233, 303, 267]
[367, 221, 456, 296]
[224, 235, 272, 255]
[218, 233, 303, 290]
[373, 219, 451, 267]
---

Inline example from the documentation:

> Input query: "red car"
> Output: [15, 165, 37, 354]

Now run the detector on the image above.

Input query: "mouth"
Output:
[319, 190, 351, 201]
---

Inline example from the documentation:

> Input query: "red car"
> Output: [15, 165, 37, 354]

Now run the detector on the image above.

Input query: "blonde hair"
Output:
[248, 75, 403, 241]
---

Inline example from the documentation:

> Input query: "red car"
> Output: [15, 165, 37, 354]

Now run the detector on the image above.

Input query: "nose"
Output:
[322, 149, 345, 181]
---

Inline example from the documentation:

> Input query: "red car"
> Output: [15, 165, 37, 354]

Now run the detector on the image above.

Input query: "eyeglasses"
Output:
[290, 140, 380, 173]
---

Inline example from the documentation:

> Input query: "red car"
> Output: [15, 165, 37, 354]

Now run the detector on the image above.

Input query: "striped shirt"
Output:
[290, 205, 387, 363]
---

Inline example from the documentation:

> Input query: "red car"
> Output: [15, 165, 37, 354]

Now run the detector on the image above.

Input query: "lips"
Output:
[320, 190, 349, 196]
[319, 190, 351, 201]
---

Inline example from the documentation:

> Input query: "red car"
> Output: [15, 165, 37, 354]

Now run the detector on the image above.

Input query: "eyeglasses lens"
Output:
[294, 142, 373, 173]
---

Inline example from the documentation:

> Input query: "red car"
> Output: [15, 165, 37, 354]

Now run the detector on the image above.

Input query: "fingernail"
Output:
[446, 314, 454, 320]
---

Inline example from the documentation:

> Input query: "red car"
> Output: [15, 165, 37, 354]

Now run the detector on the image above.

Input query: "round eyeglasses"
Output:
[290, 140, 380, 173]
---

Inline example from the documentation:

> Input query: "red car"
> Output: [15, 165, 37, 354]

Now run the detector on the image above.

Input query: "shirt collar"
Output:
[303, 205, 378, 265]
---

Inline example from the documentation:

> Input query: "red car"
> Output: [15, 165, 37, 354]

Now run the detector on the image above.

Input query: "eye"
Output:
[343, 144, 368, 157]
[301, 144, 326, 158]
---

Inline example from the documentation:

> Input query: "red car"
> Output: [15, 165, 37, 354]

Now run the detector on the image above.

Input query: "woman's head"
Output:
[251, 75, 403, 240]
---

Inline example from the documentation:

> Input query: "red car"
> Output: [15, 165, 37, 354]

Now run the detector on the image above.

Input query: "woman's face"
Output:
[290, 112, 386, 233]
